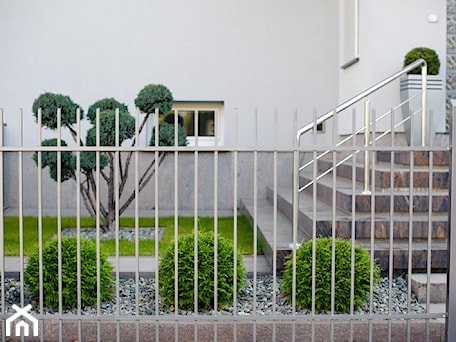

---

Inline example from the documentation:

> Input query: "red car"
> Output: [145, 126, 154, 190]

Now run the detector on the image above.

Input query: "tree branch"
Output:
[119, 113, 151, 196]
[119, 152, 166, 215]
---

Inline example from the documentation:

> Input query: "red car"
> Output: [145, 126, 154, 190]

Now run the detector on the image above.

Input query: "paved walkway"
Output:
[1, 255, 271, 275]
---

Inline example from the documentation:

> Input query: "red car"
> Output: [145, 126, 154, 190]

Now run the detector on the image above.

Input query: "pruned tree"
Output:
[32, 84, 187, 232]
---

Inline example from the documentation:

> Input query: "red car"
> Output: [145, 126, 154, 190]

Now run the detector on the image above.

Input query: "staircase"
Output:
[240, 149, 449, 273]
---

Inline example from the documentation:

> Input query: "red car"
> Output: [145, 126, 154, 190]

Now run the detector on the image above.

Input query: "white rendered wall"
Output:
[0, 0, 339, 147]
[337, 0, 447, 137]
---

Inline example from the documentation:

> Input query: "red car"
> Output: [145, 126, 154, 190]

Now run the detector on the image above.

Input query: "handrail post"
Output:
[293, 134, 300, 242]
[363, 100, 371, 194]
[421, 64, 428, 147]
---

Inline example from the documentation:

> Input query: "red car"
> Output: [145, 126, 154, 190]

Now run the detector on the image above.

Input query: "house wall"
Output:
[337, 0, 447, 136]
[0, 0, 339, 148]
[3, 151, 294, 215]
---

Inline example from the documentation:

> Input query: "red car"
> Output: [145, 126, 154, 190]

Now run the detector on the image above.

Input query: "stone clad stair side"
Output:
[240, 150, 449, 273]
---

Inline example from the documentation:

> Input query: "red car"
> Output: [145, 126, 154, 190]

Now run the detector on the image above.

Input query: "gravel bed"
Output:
[17, 229, 425, 316]
[2, 274, 426, 316]
[61, 227, 161, 241]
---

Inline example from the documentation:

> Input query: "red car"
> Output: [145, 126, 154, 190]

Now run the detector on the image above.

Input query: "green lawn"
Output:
[3, 215, 261, 256]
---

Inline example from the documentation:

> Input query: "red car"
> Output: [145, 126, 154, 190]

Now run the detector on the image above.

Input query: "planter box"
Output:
[400, 75, 444, 146]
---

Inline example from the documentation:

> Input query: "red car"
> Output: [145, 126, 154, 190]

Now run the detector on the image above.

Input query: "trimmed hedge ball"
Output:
[281, 237, 380, 313]
[159, 231, 246, 311]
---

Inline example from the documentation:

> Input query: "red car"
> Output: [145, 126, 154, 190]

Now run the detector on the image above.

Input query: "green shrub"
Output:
[149, 121, 188, 146]
[25, 237, 114, 309]
[86, 97, 129, 123]
[33, 138, 76, 182]
[404, 47, 440, 75]
[32, 92, 83, 130]
[85, 110, 136, 146]
[135, 84, 174, 115]
[281, 237, 380, 313]
[159, 231, 246, 311]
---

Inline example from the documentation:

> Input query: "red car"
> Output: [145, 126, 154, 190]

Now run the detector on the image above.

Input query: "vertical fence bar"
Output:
[173, 108, 179, 341]
[95, 108, 101, 342]
[388, 107, 396, 341]
[446, 99, 456, 341]
[0, 110, 4, 342]
[311, 110, 318, 342]
[213, 108, 219, 341]
[252, 108, 258, 341]
[407, 144, 414, 342]
[426, 149, 433, 341]
[369, 109, 377, 342]
[292, 110, 298, 342]
[193, 109, 199, 341]
[232, 108, 239, 342]
[37, 108, 44, 321]
[56, 108, 63, 340]
[363, 100, 371, 194]
[272, 108, 278, 342]
[134, 108, 140, 342]
[114, 108, 120, 342]
[18, 110, 24, 309]
[76, 108, 82, 342]
[331, 108, 337, 342]
[350, 109, 357, 342]
[154, 108, 160, 341]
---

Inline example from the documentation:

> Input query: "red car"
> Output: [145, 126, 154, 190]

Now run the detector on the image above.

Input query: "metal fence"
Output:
[0, 101, 453, 341]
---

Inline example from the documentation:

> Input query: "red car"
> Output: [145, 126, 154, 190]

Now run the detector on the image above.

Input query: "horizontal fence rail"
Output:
[0, 104, 451, 341]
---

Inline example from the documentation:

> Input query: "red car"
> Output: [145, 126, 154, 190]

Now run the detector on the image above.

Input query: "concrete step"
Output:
[317, 159, 449, 190]
[239, 197, 307, 271]
[377, 150, 450, 166]
[268, 186, 448, 240]
[299, 173, 449, 213]
[357, 239, 448, 270]
[264, 186, 448, 271]
[410, 273, 447, 304]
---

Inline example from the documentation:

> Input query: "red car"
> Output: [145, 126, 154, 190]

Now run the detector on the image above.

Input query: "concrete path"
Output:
[1, 255, 271, 275]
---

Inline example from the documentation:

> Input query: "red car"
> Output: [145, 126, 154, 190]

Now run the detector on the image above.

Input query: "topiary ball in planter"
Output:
[281, 237, 380, 313]
[25, 237, 114, 309]
[403, 47, 440, 75]
[159, 231, 246, 311]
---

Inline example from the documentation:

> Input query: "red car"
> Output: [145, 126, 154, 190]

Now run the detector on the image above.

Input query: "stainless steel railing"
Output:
[295, 58, 428, 194]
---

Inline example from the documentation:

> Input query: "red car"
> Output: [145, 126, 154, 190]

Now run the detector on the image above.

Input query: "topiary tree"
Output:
[24, 237, 114, 308]
[281, 237, 380, 313]
[32, 84, 187, 232]
[159, 231, 246, 311]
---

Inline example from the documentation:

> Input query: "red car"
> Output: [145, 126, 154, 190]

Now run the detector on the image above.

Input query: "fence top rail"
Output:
[0, 145, 448, 153]
[295, 58, 427, 143]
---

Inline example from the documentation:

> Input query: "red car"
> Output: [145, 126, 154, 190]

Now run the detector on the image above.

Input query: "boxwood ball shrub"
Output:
[159, 231, 246, 311]
[25, 237, 114, 309]
[404, 47, 440, 75]
[281, 237, 380, 313]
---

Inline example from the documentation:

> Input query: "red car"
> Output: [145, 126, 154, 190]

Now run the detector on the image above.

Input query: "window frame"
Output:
[170, 101, 224, 147]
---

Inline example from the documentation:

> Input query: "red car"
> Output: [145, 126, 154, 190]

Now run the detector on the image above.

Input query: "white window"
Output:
[145, 101, 224, 147]
[166, 101, 224, 146]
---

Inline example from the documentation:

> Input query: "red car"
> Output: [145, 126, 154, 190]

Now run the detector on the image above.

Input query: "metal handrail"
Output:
[295, 58, 427, 195]
[298, 93, 423, 193]
[295, 58, 428, 143]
